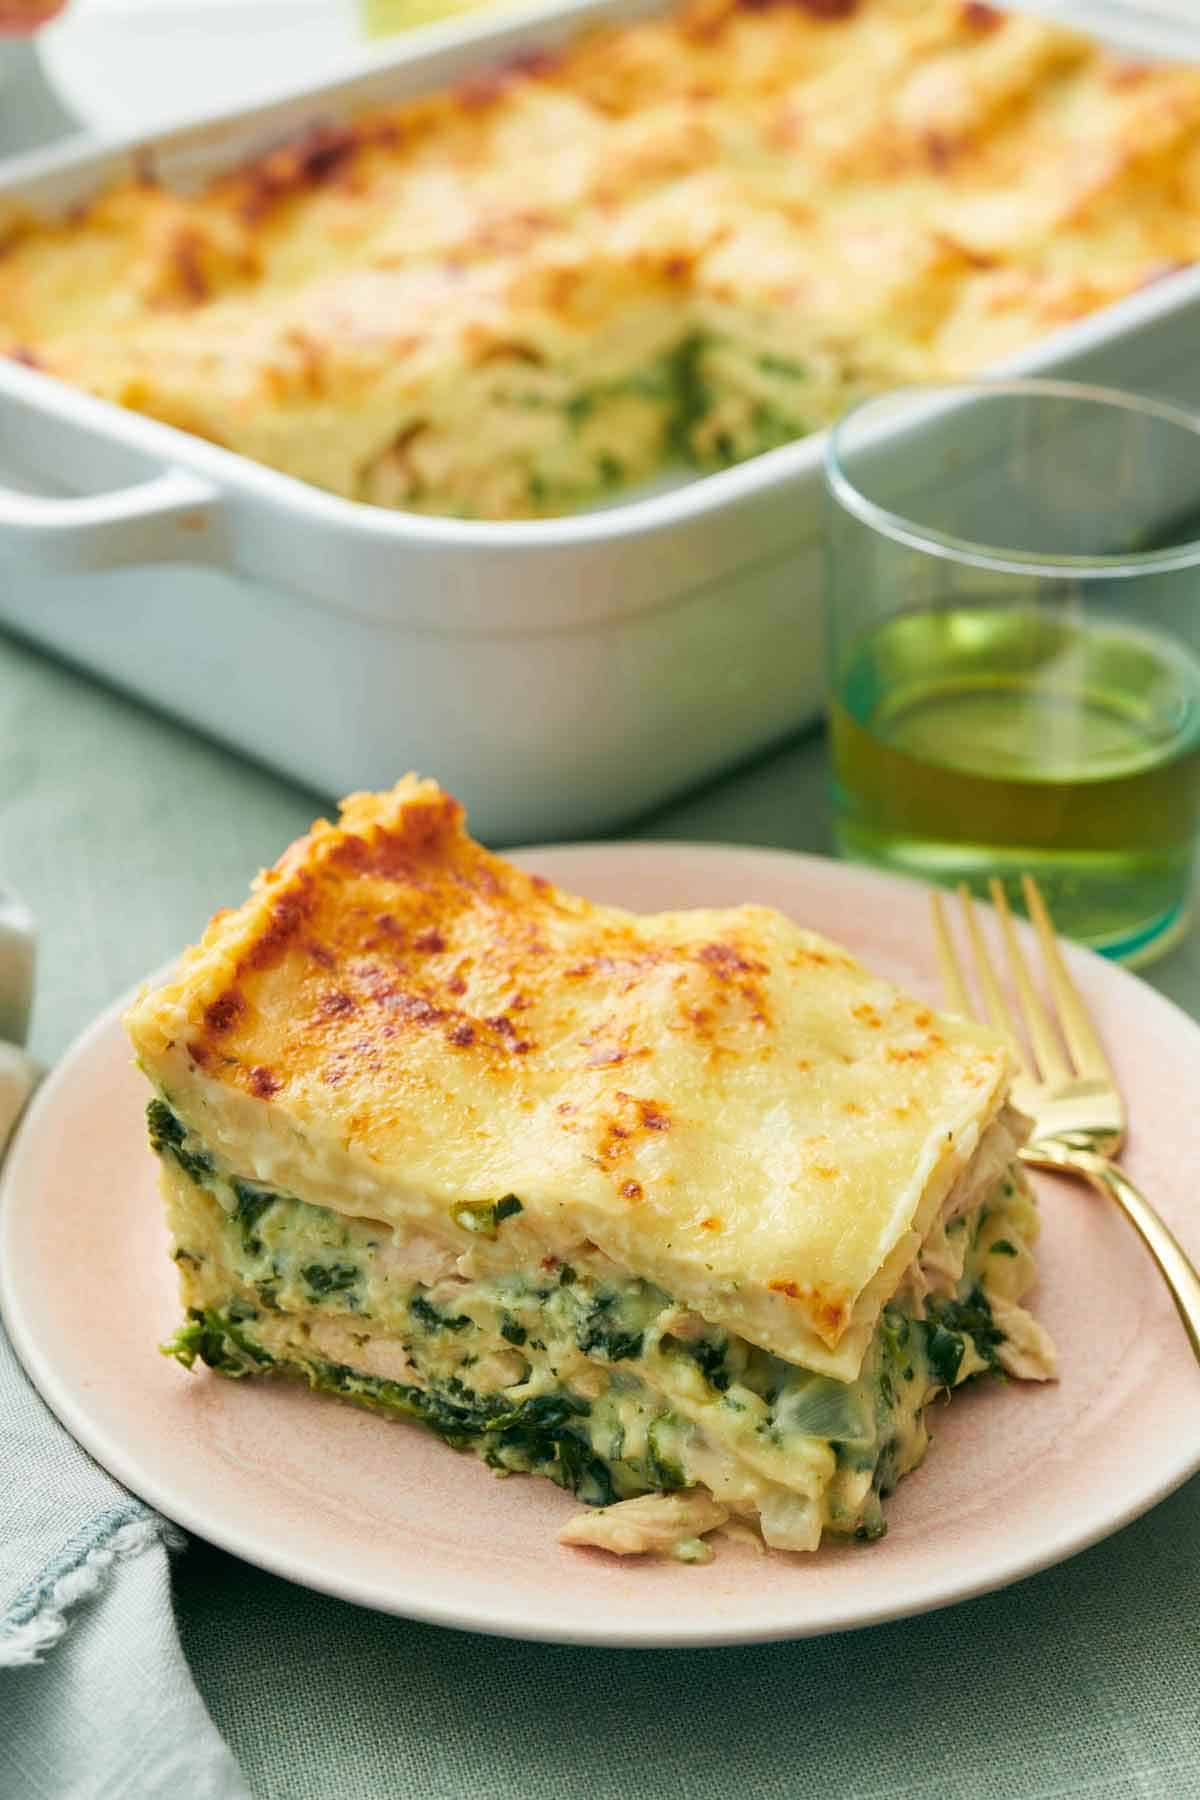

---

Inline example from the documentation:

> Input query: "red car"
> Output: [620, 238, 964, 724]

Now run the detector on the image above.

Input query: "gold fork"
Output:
[931, 874, 1200, 1366]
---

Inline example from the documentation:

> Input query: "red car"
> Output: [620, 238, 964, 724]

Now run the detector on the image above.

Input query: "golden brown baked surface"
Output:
[4, 0, 1200, 518]
[124, 775, 1013, 1377]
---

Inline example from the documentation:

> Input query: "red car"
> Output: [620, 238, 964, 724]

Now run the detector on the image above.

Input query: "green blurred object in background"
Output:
[361, 0, 519, 35]
[824, 380, 1200, 968]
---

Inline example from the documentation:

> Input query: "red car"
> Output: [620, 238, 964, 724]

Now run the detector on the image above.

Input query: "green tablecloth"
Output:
[4, 627, 1200, 1799]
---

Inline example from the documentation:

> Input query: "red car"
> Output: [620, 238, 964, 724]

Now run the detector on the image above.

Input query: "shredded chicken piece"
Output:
[469, 1348, 529, 1393]
[304, 1321, 423, 1386]
[568, 1361, 609, 1400]
[898, 1106, 1032, 1315]
[373, 1231, 457, 1287]
[654, 1305, 710, 1342]
[558, 1489, 728, 1556]
[944, 1105, 1032, 1223]
[918, 1215, 970, 1300]
[715, 1518, 767, 1557]
[990, 1293, 1058, 1381]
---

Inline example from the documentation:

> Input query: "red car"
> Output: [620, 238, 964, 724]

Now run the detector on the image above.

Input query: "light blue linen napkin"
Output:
[1, 1324, 252, 1798]
[0, 904, 251, 1799]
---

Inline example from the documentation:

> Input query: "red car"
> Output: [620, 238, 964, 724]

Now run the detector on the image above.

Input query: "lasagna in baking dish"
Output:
[125, 777, 1054, 1559]
[3, 1, 1200, 519]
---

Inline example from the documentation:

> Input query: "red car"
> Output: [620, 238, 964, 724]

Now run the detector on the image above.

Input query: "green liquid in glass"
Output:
[830, 605, 1200, 961]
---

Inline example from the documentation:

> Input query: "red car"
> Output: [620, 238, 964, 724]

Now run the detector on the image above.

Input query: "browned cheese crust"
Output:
[125, 776, 1011, 1377]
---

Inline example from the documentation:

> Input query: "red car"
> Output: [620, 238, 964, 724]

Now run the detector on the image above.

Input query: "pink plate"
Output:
[3, 843, 1200, 1646]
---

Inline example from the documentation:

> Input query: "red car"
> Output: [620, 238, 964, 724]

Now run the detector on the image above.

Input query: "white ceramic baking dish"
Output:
[2, 0, 1200, 842]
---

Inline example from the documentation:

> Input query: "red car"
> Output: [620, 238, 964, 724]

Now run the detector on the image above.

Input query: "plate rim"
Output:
[4, 840, 1200, 1647]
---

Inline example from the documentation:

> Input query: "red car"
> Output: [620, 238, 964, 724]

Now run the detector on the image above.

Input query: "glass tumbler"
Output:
[824, 379, 1200, 966]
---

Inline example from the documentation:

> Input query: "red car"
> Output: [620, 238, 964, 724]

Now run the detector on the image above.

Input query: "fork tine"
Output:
[1021, 874, 1115, 1083]
[988, 878, 1071, 1086]
[957, 885, 1032, 1077]
[930, 890, 974, 1019]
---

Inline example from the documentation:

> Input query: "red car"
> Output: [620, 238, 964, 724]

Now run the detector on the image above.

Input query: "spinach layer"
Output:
[152, 1099, 1010, 1533]
[162, 1307, 677, 1508]
[500, 330, 817, 513]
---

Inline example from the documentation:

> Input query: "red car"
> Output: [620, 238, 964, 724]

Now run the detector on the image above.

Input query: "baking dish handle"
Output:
[0, 466, 223, 575]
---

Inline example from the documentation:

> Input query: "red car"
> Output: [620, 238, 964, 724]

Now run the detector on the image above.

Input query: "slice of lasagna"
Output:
[125, 777, 1054, 1559]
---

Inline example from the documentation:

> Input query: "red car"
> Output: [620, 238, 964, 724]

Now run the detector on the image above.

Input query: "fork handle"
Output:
[1026, 1141, 1200, 1366]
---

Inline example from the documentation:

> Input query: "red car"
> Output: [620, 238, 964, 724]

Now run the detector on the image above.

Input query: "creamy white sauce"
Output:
[160, 1099, 1052, 1556]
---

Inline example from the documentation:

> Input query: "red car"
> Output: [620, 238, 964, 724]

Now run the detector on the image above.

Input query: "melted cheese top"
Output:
[3, 1, 1200, 514]
[125, 776, 1012, 1379]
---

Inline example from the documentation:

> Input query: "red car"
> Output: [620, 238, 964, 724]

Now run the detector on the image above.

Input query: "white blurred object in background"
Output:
[6, 0, 1198, 147]
[34, 0, 363, 137]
